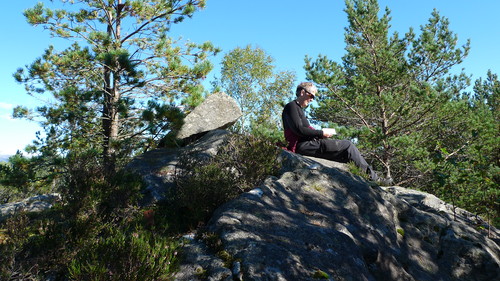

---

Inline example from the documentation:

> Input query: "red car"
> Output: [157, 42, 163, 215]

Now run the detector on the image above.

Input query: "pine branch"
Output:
[325, 86, 375, 133]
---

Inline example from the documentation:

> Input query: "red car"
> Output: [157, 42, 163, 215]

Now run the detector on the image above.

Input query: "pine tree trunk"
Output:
[379, 86, 392, 179]
[102, 71, 120, 175]
[102, 2, 122, 176]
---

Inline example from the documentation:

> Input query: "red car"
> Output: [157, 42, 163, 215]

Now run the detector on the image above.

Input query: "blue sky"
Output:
[1, 0, 499, 156]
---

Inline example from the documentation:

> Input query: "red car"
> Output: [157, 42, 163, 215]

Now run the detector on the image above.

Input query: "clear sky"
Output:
[1, 0, 499, 156]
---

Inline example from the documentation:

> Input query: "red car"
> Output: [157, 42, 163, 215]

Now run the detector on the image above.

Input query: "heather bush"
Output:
[172, 133, 281, 228]
[0, 158, 177, 280]
[0, 213, 31, 280]
[68, 228, 179, 281]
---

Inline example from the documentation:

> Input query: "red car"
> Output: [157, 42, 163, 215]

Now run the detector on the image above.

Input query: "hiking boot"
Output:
[367, 167, 394, 186]
[376, 177, 394, 186]
[368, 168, 379, 182]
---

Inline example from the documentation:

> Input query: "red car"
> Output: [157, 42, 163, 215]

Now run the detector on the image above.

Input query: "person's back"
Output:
[282, 99, 322, 152]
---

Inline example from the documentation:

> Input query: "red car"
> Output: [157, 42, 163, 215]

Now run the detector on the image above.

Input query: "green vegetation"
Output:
[67, 229, 178, 281]
[213, 45, 296, 142]
[312, 269, 330, 279]
[0, 159, 181, 280]
[170, 133, 281, 229]
[0, 133, 280, 279]
[1, 0, 498, 279]
[0, 151, 59, 204]
[305, 0, 498, 227]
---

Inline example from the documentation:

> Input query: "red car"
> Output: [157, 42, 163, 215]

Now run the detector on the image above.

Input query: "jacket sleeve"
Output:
[283, 102, 323, 139]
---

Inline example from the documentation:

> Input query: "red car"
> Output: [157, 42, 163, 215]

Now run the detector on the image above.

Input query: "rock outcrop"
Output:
[0, 193, 61, 222]
[176, 92, 242, 140]
[127, 130, 231, 206]
[158, 131, 500, 281]
[125, 92, 500, 281]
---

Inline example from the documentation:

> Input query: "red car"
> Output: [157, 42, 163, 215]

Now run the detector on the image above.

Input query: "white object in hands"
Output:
[322, 128, 337, 136]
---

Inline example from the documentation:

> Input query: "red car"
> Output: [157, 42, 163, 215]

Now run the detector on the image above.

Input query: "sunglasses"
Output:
[303, 88, 315, 99]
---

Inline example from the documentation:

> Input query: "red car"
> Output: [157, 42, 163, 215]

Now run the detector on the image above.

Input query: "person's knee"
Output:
[344, 140, 362, 157]
[340, 140, 354, 149]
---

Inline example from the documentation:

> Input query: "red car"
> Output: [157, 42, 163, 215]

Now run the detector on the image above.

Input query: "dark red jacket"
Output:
[282, 100, 323, 152]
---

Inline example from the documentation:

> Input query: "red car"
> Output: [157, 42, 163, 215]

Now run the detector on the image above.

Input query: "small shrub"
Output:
[217, 250, 235, 268]
[0, 214, 29, 280]
[4, 212, 30, 244]
[0, 212, 54, 280]
[61, 150, 106, 212]
[199, 231, 224, 253]
[68, 228, 179, 281]
[98, 170, 144, 214]
[397, 228, 405, 237]
[172, 133, 281, 229]
[198, 231, 237, 269]
[216, 133, 281, 189]
[312, 269, 330, 279]
[0, 244, 14, 280]
[347, 162, 369, 180]
[173, 159, 240, 228]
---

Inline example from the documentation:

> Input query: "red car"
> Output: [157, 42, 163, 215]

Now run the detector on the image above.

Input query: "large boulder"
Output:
[176, 92, 242, 140]
[129, 130, 499, 280]
[170, 145, 500, 280]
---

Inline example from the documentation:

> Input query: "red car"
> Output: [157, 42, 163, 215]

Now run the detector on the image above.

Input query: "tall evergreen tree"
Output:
[14, 0, 219, 174]
[468, 71, 500, 225]
[305, 0, 469, 183]
[420, 71, 500, 227]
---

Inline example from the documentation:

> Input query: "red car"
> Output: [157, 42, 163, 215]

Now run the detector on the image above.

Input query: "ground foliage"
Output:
[0, 132, 282, 279]
[0, 155, 180, 280]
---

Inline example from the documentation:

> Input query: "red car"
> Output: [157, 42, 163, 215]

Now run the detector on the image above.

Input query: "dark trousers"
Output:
[296, 139, 377, 180]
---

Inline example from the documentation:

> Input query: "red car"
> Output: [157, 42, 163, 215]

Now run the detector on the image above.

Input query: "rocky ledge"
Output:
[167, 132, 499, 281]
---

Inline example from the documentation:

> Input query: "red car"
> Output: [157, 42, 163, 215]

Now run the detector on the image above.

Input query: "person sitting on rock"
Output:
[282, 82, 391, 184]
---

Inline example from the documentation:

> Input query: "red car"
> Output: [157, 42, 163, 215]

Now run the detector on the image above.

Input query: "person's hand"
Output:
[322, 130, 333, 138]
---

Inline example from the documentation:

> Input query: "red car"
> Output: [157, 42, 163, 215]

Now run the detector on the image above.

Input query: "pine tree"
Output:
[14, 0, 220, 175]
[422, 71, 500, 227]
[305, 0, 469, 183]
[467, 71, 500, 226]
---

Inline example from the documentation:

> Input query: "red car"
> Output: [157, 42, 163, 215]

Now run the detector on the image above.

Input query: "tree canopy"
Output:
[14, 0, 220, 174]
[214, 45, 296, 139]
[305, 0, 470, 182]
[305, 0, 497, 225]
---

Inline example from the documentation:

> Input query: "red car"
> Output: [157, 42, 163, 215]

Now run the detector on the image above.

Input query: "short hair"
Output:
[295, 82, 318, 97]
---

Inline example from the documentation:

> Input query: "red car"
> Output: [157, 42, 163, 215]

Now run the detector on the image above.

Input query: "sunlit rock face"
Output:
[176, 92, 242, 140]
